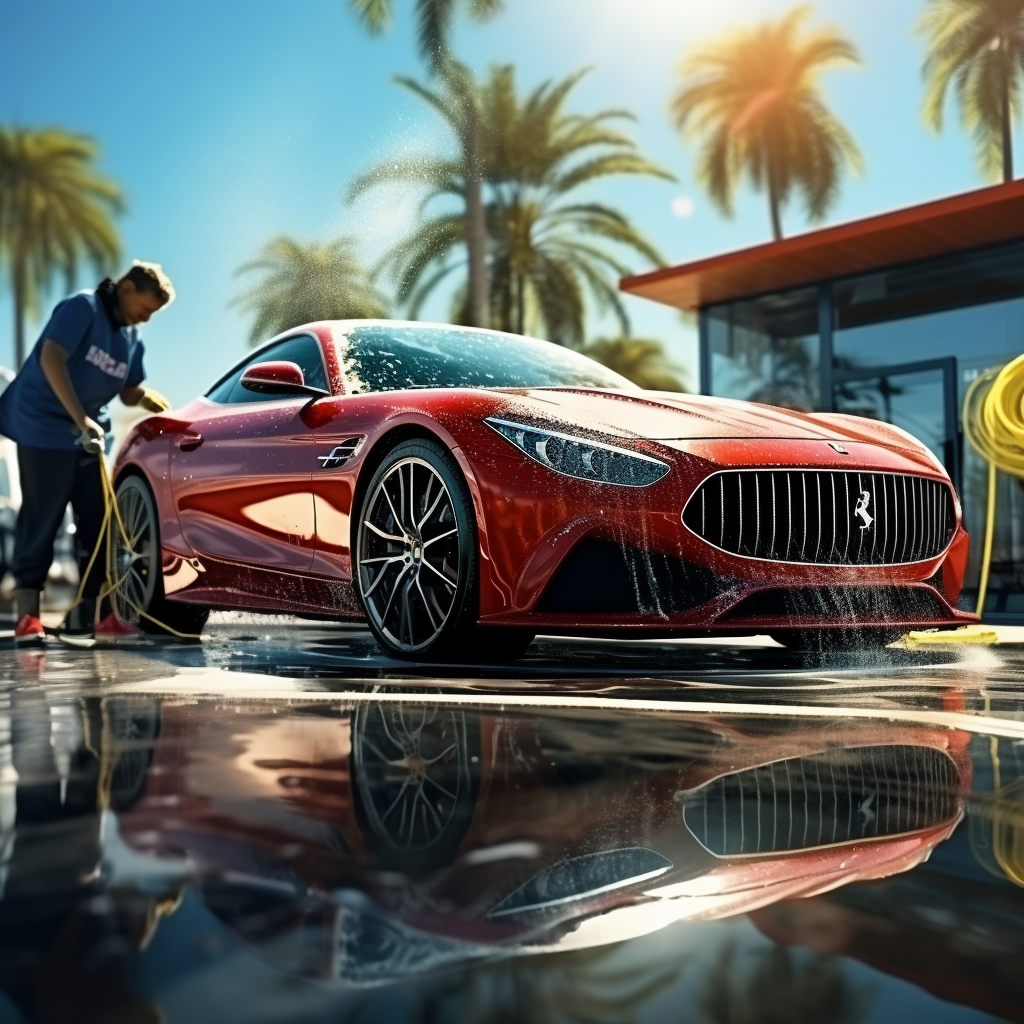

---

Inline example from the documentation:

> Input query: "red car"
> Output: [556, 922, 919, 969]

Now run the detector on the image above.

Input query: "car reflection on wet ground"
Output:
[0, 622, 1023, 1024]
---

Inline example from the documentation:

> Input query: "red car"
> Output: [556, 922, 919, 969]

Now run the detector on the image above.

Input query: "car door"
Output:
[169, 334, 329, 574]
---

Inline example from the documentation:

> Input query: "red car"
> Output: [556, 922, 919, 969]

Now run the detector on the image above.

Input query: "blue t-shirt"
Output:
[0, 288, 146, 450]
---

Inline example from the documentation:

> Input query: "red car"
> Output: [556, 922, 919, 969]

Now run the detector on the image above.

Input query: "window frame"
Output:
[205, 332, 331, 405]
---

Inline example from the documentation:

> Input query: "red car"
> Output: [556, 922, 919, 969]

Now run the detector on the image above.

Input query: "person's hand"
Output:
[79, 417, 106, 455]
[139, 388, 171, 414]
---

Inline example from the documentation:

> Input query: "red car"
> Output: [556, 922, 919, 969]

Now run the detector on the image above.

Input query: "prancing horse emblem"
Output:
[854, 490, 874, 531]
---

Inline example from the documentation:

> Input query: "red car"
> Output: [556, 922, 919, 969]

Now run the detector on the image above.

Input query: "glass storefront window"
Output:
[703, 239, 1024, 618]
[833, 367, 948, 468]
[833, 238, 1024, 334]
[706, 289, 819, 410]
[831, 244, 1024, 612]
[834, 294, 1024, 408]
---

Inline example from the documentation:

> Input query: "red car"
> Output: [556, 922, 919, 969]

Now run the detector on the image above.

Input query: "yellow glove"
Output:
[139, 388, 172, 414]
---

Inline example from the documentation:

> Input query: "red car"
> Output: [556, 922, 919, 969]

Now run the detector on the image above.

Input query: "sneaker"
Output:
[93, 612, 144, 643]
[14, 614, 46, 645]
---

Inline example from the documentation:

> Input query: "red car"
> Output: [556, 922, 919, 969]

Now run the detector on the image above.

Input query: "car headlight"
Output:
[485, 418, 670, 487]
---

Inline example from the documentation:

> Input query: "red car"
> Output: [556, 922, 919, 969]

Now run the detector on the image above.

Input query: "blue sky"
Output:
[0, 0, 1017, 404]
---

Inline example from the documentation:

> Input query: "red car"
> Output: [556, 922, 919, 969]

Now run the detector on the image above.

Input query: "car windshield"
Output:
[334, 325, 636, 394]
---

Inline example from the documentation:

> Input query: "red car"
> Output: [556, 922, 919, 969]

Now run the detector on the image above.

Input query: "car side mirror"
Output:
[240, 361, 328, 397]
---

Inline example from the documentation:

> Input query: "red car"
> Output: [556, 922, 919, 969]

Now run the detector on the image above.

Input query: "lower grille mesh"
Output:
[681, 745, 959, 856]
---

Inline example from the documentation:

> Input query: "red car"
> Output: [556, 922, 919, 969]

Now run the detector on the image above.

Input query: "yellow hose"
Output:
[961, 354, 1024, 616]
[67, 457, 202, 640]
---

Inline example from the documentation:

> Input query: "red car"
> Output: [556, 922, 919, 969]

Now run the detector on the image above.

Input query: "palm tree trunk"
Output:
[1002, 70, 1014, 182]
[515, 272, 525, 335]
[12, 262, 26, 370]
[464, 112, 489, 329]
[767, 167, 784, 241]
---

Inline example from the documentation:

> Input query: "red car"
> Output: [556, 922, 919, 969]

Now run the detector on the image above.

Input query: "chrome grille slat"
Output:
[786, 475, 794, 565]
[681, 745, 960, 857]
[684, 470, 956, 566]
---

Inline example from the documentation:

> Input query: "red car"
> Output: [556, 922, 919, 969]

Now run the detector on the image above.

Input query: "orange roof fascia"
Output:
[621, 179, 1024, 311]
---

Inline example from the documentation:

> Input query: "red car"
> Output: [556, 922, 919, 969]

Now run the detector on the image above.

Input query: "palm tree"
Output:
[347, 0, 502, 73]
[347, 1, 502, 327]
[671, 6, 863, 240]
[917, 0, 1024, 182]
[351, 65, 672, 347]
[0, 126, 122, 367]
[232, 236, 389, 345]
[582, 337, 687, 392]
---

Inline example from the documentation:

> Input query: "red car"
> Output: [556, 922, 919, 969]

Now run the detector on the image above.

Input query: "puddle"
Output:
[0, 619, 1021, 1022]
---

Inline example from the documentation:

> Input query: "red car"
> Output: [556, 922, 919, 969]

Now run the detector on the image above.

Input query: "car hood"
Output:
[500, 389, 899, 445]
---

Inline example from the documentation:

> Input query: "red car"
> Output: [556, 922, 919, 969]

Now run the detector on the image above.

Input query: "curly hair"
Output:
[119, 260, 176, 305]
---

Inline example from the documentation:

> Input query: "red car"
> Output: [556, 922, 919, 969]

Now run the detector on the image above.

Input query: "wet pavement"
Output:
[0, 620, 1022, 1023]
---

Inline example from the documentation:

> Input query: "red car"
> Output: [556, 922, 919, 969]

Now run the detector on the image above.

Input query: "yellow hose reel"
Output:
[962, 353, 1024, 615]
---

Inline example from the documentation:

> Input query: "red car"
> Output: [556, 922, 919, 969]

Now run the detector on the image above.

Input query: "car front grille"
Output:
[682, 470, 955, 565]
[680, 745, 960, 857]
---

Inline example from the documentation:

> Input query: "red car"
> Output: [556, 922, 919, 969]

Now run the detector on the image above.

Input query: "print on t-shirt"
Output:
[84, 344, 129, 380]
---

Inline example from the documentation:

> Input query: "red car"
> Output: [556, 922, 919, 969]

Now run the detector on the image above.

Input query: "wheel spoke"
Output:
[363, 561, 397, 599]
[377, 709, 406, 753]
[379, 563, 412, 626]
[418, 475, 436, 529]
[423, 527, 457, 548]
[381, 486, 405, 537]
[397, 466, 407, 533]
[361, 735, 398, 765]
[420, 557, 456, 588]
[364, 521, 405, 544]
[423, 772, 457, 801]
[407, 461, 415, 529]
[396, 788, 411, 841]
[399, 576, 413, 646]
[415, 576, 439, 632]
[422, 742, 457, 767]
[420, 790, 444, 831]
[379, 777, 412, 824]
[123, 491, 141, 536]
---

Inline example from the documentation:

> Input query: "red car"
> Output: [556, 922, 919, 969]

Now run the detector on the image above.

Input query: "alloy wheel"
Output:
[352, 703, 474, 863]
[357, 456, 461, 652]
[111, 479, 159, 625]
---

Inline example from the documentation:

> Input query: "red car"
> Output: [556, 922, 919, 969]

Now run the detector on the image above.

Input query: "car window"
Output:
[206, 334, 329, 404]
[335, 325, 637, 394]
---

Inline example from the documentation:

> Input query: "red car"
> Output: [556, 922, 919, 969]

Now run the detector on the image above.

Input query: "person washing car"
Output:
[0, 261, 174, 643]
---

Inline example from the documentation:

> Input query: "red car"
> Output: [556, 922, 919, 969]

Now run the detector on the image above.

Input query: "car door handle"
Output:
[176, 432, 204, 452]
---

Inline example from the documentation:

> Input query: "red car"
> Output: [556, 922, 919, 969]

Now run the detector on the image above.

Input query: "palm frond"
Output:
[231, 235, 389, 345]
[916, 0, 1024, 179]
[347, 0, 392, 34]
[364, 61, 667, 341]
[671, 5, 863, 234]
[0, 126, 123, 359]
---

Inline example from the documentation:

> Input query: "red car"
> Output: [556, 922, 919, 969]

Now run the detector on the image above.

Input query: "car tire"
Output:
[355, 438, 530, 662]
[111, 475, 210, 637]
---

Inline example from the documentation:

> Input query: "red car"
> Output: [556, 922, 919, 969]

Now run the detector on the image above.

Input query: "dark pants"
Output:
[14, 446, 106, 598]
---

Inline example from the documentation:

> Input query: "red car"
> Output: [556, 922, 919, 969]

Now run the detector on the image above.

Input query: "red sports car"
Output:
[115, 700, 970, 979]
[111, 320, 975, 659]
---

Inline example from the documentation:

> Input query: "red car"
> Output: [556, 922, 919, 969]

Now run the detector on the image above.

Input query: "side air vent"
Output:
[537, 539, 727, 615]
[317, 436, 363, 469]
